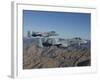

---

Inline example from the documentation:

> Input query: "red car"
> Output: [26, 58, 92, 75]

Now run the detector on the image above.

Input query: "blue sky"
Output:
[23, 10, 91, 39]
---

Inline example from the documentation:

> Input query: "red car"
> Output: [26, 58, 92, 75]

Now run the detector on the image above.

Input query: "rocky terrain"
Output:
[23, 38, 91, 69]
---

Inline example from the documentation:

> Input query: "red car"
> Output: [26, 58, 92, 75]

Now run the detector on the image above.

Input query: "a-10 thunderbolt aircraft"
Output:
[27, 31, 88, 48]
[27, 31, 58, 37]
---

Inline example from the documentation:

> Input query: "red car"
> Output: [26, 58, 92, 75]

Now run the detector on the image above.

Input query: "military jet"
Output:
[31, 31, 58, 37]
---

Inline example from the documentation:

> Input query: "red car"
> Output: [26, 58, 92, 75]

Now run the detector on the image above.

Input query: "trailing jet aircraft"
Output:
[31, 31, 58, 37]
